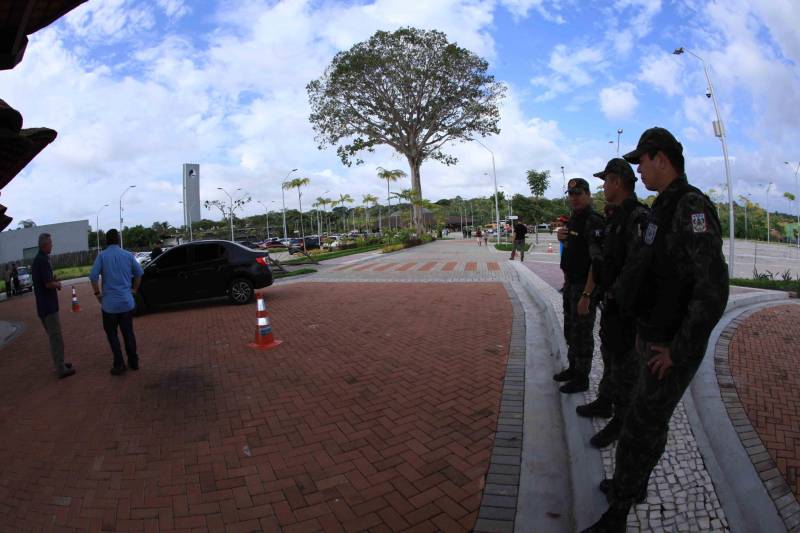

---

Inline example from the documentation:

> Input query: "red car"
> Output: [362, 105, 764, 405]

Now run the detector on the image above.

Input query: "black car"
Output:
[136, 240, 273, 312]
[287, 236, 320, 254]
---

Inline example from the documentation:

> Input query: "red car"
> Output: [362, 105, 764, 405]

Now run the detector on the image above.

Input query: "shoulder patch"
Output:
[691, 213, 707, 233]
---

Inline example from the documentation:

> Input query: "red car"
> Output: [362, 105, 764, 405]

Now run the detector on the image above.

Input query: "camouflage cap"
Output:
[622, 127, 683, 164]
[565, 177, 590, 194]
[593, 157, 637, 183]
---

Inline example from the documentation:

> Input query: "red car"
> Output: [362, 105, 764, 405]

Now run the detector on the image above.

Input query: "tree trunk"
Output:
[407, 157, 424, 234]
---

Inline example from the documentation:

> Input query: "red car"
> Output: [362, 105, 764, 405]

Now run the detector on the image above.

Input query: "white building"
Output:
[183, 163, 201, 229]
[0, 220, 89, 264]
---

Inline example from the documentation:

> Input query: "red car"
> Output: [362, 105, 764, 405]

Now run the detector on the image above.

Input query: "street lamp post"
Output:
[95, 204, 109, 252]
[318, 190, 329, 240]
[217, 187, 235, 241]
[766, 182, 773, 243]
[561, 166, 567, 206]
[616, 129, 623, 156]
[785, 161, 800, 248]
[674, 47, 735, 277]
[282, 169, 297, 241]
[119, 185, 136, 249]
[475, 140, 501, 245]
[257, 200, 273, 240]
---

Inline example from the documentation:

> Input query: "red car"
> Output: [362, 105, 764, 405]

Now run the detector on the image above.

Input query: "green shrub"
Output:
[495, 243, 531, 252]
[730, 277, 800, 294]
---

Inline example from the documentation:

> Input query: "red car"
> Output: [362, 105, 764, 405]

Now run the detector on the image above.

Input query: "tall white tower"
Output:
[182, 163, 200, 238]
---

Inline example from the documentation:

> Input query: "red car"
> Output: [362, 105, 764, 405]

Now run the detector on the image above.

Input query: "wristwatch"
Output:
[581, 292, 591, 298]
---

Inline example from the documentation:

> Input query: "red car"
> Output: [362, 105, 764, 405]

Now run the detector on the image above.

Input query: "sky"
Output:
[2, 0, 799, 230]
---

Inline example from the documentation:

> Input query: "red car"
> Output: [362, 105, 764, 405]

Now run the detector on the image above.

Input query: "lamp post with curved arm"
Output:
[474, 140, 501, 245]
[119, 185, 136, 249]
[785, 161, 800, 248]
[674, 46, 734, 277]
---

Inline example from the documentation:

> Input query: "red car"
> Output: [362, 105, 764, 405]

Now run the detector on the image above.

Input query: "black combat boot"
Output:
[576, 397, 613, 418]
[599, 479, 647, 504]
[590, 416, 622, 448]
[579, 506, 629, 533]
[552, 367, 575, 382]
[559, 377, 589, 393]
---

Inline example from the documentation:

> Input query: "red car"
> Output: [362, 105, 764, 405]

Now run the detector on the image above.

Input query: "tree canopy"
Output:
[307, 27, 505, 230]
[526, 169, 550, 198]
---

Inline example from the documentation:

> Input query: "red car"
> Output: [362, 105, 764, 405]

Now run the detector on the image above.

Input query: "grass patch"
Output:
[274, 268, 316, 279]
[2, 265, 92, 293]
[282, 244, 384, 264]
[494, 242, 531, 252]
[730, 278, 799, 294]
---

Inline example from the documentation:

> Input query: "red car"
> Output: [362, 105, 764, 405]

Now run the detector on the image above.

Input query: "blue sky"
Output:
[2, 0, 799, 229]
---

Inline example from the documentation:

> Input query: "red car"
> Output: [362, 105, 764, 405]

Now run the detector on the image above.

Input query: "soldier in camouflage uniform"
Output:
[575, 158, 650, 451]
[553, 178, 605, 394]
[582, 128, 729, 533]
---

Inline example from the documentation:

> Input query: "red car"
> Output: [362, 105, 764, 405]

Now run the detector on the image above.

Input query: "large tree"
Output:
[526, 169, 550, 198]
[307, 27, 505, 231]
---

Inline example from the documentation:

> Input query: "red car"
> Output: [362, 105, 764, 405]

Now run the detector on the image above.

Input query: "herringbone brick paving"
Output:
[0, 281, 511, 532]
[729, 304, 800, 500]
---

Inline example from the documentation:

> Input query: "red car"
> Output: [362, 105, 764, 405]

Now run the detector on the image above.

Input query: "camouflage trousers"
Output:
[562, 282, 597, 380]
[610, 336, 704, 508]
[597, 302, 640, 418]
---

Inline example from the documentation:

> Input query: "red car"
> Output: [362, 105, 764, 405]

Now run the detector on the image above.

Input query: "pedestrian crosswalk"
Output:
[332, 261, 503, 273]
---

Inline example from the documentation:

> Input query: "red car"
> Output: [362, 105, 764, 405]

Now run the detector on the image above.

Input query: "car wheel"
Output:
[228, 278, 254, 305]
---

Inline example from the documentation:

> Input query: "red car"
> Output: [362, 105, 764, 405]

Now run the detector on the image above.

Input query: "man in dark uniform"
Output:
[582, 128, 729, 532]
[510, 217, 528, 261]
[575, 158, 650, 449]
[553, 178, 604, 393]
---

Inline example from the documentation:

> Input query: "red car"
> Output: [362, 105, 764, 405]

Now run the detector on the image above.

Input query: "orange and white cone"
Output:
[71, 287, 81, 312]
[547, 242, 554, 254]
[248, 293, 282, 350]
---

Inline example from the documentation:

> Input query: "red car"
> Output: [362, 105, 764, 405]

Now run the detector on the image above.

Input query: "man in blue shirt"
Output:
[32, 233, 76, 379]
[89, 229, 144, 375]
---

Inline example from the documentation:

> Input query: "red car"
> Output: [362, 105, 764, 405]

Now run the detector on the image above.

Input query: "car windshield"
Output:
[17, 267, 29, 276]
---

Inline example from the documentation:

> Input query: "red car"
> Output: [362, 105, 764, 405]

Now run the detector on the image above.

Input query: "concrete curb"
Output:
[509, 261, 607, 531]
[685, 292, 793, 533]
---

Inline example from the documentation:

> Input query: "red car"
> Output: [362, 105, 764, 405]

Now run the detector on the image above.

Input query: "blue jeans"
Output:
[102, 310, 138, 369]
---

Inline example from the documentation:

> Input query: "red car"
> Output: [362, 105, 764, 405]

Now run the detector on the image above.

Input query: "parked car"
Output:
[135, 240, 273, 312]
[288, 236, 320, 254]
[134, 251, 152, 266]
[15, 265, 33, 293]
[263, 238, 286, 249]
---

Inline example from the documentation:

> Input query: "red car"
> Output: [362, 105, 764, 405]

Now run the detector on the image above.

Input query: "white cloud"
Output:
[638, 52, 684, 97]
[599, 82, 638, 120]
[156, 0, 190, 19]
[531, 44, 607, 101]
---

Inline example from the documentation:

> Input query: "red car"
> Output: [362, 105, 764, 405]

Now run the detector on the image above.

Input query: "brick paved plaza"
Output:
[1, 237, 799, 532]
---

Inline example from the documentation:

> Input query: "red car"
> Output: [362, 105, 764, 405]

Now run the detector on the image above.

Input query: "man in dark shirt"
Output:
[31, 233, 75, 379]
[151, 240, 164, 261]
[509, 218, 528, 261]
[582, 128, 729, 532]
[553, 178, 604, 393]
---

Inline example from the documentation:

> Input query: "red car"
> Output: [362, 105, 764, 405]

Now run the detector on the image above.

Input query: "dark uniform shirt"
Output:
[616, 175, 729, 365]
[513, 222, 527, 241]
[32, 251, 58, 318]
[596, 196, 650, 296]
[560, 206, 604, 285]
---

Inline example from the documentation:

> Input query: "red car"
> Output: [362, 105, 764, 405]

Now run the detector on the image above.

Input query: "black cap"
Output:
[622, 127, 683, 164]
[593, 158, 636, 183]
[565, 177, 590, 194]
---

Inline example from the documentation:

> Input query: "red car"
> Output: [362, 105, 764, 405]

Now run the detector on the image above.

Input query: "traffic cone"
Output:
[71, 287, 81, 312]
[547, 242, 554, 254]
[248, 293, 282, 350]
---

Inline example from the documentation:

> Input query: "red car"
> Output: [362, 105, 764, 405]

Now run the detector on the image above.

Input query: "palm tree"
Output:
[377, 167, 406, 230]
[337, 193, 353, 233]
[362, 194, 378, 232]
[282, 177, 311, 251]
[316, 196, 332, 236]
